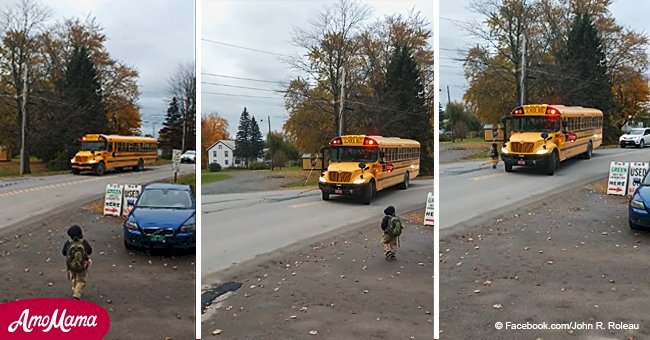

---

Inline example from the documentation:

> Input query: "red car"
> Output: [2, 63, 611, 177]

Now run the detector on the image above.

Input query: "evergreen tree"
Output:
[249, 115, 264, 162]
[234, 107, 251, 166]
[158, 97, 183, 157]
[559, 13, 616, 142]
[34, 46, 107, 168]
[381, 44, 433, 174]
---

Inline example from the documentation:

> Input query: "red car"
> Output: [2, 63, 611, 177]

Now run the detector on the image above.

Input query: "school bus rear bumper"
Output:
[501, 154, 551, 167]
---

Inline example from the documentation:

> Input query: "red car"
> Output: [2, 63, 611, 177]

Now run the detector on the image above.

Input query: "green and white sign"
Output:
[607, 161, 629, 196]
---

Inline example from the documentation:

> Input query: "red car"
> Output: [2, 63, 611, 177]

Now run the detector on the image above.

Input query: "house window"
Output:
[213, 151, 217, 157]
[218, 144, 222, 149]
[225, 150, 229, 157]
[235, 159, 240, 165]
[225, 159, 229, 165]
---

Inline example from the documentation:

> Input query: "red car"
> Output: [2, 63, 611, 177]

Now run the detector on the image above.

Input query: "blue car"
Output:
[124, 183, 196, 250]
[629, 174, 650, 230]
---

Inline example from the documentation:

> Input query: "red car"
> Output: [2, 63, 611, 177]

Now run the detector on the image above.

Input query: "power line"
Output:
[202, 72, 288, 85]
[201, 39, 292, 57]
[203, 91, 285, 100]
[201, 81, 284, 93]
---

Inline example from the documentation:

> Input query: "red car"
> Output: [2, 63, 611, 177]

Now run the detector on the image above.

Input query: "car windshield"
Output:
[628, 129, 644, 135]
[136, 189, 193, 209]
[330, 147, 377, 163]
[509, 116, 561, 133]
[80, 141, 107, 151]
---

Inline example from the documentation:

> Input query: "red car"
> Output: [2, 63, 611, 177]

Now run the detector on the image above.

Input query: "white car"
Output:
[620, 128, 650, 148]
[180, 150, 196, 163]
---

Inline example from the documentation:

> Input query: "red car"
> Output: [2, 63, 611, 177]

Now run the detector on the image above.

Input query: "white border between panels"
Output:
[433, 0, 440, 338]
[195, 0, 202, 338]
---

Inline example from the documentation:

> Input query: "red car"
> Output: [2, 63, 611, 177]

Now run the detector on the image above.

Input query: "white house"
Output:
[207, 140, 238, 168]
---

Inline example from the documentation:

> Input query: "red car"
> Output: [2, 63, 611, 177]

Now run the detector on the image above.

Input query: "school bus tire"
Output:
[398, 172, 410, 190]
[545, 150, 558, 176]
[72, 169, 80, 175]
[321, 190, 330, 201]
[504, 162, 513, 172]
[581, 141, 593, 159]
[362, 180, 375, 205]
[134, 158, 144, 171]
[94, 162, 105, 176]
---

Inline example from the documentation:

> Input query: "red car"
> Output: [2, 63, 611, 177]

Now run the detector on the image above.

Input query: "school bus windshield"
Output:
[510, 116, 560, 133]
[80, 141, 107, 151]
[330, 147, 378, 163]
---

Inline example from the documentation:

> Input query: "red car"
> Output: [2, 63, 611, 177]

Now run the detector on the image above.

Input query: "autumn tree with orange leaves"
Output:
[201, 112, 229, 168]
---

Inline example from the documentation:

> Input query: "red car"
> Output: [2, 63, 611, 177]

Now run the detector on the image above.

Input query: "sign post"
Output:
[103, 184, 124, 216]
[627, 162, 649, 196]
[607, 161, 629, 196]
[172, 149, 182, 183]
[122, 184, 142, 217]
[424, 192, 434, 226]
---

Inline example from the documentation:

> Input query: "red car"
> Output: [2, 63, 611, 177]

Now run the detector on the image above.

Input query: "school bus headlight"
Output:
[353, 178, 366, 184]
[501, 148, 509, 154]
[319, 176, 327, 183]
[536, 149, 550, 155]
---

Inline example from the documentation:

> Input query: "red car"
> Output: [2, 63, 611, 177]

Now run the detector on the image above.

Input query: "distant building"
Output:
[207, 140, 238, 168]
[483, 124, 504, 141]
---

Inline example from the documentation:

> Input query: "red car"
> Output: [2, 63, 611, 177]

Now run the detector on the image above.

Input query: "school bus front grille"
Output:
[329, 171, 352, 182]
[510, 142, 535, 153]
[75, 156, 89, 163]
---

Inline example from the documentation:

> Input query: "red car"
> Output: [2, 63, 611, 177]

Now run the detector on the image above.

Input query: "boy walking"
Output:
[380, 206, 403, 260]
[61, 225, 92, 299]
[488, 143, 499, 169]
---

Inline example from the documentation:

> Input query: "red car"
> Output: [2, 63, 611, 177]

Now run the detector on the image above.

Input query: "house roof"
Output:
[206, 140, 236, 151]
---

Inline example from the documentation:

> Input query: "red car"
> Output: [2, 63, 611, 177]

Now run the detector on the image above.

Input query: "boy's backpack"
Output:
[66, 240, 88, 273]
[386, 216, 403, 237]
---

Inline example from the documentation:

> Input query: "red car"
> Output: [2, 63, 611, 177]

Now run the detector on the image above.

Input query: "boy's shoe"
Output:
[385, 251, 391, 260]
[72, 297, 80, 300]
[390, 253, 396, 260]
[492, 164, 496, 169]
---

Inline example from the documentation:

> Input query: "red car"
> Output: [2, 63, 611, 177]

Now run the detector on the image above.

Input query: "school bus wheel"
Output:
[545, 150, 558, 176]
[135, 158, 144, 171]
[505, 162, 513, 172]
[94, 162, 105, 176]
[72, 169, 80, 175]
[398, 172, 410, 190]
[362, 180, 375, 205]
[321, 190, 330, 201]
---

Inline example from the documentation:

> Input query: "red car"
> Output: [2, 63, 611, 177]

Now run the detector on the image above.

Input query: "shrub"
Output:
[208, 163, 222, 172]
[249, 161, 269, 170]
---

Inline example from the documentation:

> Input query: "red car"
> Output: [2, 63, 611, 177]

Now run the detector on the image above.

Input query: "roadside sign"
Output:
[172, 149, 182, 175]
[607, 161, 629, 196]
[103, 184, 124, 216]
[122, 184, 142, 217]
[627, 162, 649, 196]
[424, 192, 434, 226]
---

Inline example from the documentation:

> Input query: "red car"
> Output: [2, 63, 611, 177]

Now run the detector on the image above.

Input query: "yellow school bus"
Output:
[501, 104, 603, 175]
[319, 135, 420, 204]
[71, 134, 158, 175]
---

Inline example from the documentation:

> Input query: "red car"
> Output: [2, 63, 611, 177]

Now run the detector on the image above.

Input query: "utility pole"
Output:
[181, 97, 188, 152]
[152, 122, 156, 139]
[20, 66, 30, 175]
[267, 115, 273, 171]
[446, 85, 451, 106]
[338, 67, 346, 136]
[520, 34, 526, 106]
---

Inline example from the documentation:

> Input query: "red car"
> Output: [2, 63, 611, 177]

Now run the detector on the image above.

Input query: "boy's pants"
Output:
[70, 270, 87, 299]
[382, 234, 397, 254]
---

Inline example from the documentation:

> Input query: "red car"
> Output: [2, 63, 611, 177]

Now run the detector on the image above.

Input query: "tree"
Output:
[267, 131, 300, 170]
[558, 13, 616, 141]
[249, 115, 264, 165]
[33, 45, 107, 168]
[158, 97, 183, 158]
[0, 0, 52, 173]
[233, 107, 251, 166]
[201, 112, 229, 168]
[168, 62, 195, 152]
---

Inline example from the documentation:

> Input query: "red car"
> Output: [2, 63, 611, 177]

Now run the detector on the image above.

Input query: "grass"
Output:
[171, 173, 196, 192]
[0, 158, 67, 178]
[201, 170, 233, 185]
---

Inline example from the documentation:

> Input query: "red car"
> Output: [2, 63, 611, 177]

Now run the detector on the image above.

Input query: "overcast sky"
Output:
[2, 0, 195, 137]
[440, 0, 650, 106]
[202, 0, 433, 137]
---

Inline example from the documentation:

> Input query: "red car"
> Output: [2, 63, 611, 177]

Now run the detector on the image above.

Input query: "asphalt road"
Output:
[440, 147, 650, 229]
[0, 164, 195, 231]
[201, 179, 433, 278]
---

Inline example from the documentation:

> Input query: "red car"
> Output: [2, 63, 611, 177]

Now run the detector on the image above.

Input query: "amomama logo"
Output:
[0, 298, 110, 339]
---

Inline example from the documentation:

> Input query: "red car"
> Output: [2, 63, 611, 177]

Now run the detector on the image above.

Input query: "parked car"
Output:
[629, 173, 650, 230]
[180, 150, 196, 163]
[619, 128, 650, 148]
[123, 183, 195, 250]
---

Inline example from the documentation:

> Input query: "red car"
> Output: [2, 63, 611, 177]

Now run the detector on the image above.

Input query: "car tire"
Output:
[95, 162, 105, 176]
[124, 240, 135, 250]
[620, 143, 625, 148]
[322, 191, 330, 201]
[640, 140, 645, 149]
[630, 220, 641, 230]
[505, 162, 513, 172]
